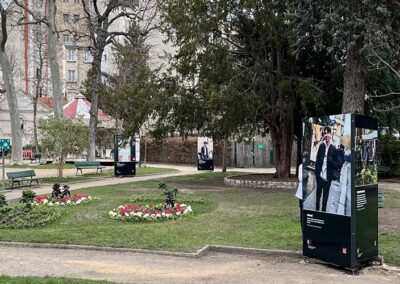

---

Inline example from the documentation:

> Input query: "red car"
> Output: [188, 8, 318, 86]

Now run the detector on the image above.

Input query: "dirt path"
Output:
[0, 245, 398, 284]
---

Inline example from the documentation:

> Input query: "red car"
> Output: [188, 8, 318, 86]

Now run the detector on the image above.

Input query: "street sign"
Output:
[0, 139, 10, 150]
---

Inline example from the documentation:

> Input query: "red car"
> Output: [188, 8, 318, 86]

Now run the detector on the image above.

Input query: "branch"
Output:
[12, 0, 49, 26]
[0, 5, 8, 51]
[370, 49, 400, 78]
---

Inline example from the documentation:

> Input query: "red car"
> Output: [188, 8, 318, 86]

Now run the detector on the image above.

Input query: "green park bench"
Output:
[6, 170, 39, 188]
[74, 161, 106, 175]
[378, 165, 391, 177]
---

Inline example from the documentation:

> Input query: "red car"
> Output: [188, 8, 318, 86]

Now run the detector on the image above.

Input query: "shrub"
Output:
[0, 205, 65, 229]
[158, 181, 178, 208]
[0, 193, 7, 208]
[20, 190, 37, 209]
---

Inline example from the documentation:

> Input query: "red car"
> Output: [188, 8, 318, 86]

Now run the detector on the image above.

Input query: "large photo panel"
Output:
[302, 114, 352, 216]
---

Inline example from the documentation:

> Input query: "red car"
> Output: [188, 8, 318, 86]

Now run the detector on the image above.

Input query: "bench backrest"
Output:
[7, 170, 36, 179]
[74, 161, 101, 167]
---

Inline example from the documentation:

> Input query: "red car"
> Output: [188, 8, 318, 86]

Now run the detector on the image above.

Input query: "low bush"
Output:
[0, 205, 65, 229]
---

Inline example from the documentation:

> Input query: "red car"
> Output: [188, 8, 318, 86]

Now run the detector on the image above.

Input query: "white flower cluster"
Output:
[109, 203, 194, 222]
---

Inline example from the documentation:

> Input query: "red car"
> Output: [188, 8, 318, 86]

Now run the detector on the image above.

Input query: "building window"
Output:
[63, 0, 68, 2]
[73, 14, 80, 22]
[84, 51, 93, 63]
[63, 14, 69, 23]
[67, 70, 76, 82]
[63, 35, 70, 43]
[67, 49, 76, 61]
[74, 0, 80, 3]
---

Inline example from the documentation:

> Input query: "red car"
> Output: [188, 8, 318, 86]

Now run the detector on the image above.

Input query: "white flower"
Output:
[176, 211, 181, 216]
[124, 213, 129, 217]
[88, 196, 93, 200]
[67, 200, 71, 204]
[181, 204, 187, 207]
[156, 213, 161, 218]
[162, 212, 166, 217]
[137, 212, 142, 217]
[55, 202, 60, 205]
[187, 206, 193, 212]
[165, 213, 170, 218]
[76, 200, 81, 205]
[48, 202, 53, 206]
[143, 213, 149, 219]
[43, 199, 48, 204]
[151, 214, 156, 218]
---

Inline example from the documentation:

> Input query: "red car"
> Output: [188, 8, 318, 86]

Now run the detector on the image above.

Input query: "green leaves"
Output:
[39, 116, 89, 177]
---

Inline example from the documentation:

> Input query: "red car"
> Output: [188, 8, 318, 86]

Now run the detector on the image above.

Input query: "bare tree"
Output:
[80, 0, 157, 161]
[0, 3, 23, 163]
[30, 16, 48, 153]
[14, 0, 63, 116]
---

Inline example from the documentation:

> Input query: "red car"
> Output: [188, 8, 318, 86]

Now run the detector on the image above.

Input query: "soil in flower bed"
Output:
[229, 173, 297, 183]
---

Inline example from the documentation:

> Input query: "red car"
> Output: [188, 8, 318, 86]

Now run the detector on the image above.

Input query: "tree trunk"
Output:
[144, 133, 147, 167]
[87, 54, 103, 161]
[33, 59, 43, 154]
[0, 52, 23, 164]
[342, 41, 366, 114]
[48, 0, 63, 116]
[222, 136, 228, 172]
[269, 113, 294, 178]
[58, 154, 64, 178]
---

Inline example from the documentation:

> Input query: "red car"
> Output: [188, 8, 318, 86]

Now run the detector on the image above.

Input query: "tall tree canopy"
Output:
[158, 0, 323, 177]
[293, 0, 400, 114]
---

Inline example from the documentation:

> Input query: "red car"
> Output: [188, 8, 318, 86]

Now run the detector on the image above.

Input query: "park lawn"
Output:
[378, 188, 400, 266]
[0, 275, 115, 284]
[6, 163, 75, 169]
[0, 172, 399, 267]
[38, 166, 178, 184]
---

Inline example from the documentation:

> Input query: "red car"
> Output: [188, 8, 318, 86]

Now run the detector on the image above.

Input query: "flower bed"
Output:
[33, 194, 94, 206]
[108, 203, 193, 221]
[0, 205, 65, 229]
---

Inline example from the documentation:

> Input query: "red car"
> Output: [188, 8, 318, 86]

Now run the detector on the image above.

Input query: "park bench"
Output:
[378, 165, 391, 177]
[74, 161, 106, 175]
[6, 170, 40, 188]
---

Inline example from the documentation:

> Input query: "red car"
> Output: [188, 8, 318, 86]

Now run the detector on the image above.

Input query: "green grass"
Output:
[0, 172, 301, 251]
[7, 167, 178, 185]
[0, 172, 399, 267]
[6, 163, 76, 169]
[0, 275, 115, 284]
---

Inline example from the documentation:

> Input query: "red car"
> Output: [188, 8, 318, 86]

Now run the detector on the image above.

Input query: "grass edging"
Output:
[0, 241, 300, 259]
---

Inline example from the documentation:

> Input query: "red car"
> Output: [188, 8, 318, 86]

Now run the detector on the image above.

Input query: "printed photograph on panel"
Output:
[197, 137, 213, 160]
[302, 114, 352, 216]
[355, 129, 378, 186]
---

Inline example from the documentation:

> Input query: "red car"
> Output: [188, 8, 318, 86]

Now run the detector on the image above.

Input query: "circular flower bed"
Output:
[0, 205, 65, 229]
[108, 203, 193, 221]
[33, 194, 94, 206]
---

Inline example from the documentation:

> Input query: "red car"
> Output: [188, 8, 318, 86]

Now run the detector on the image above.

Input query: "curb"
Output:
[0, 241, 301, 259]
[224, 174, 298, 190]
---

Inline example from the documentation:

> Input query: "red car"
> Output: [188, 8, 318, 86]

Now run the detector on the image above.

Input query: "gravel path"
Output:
[0, 244, 398, 284]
